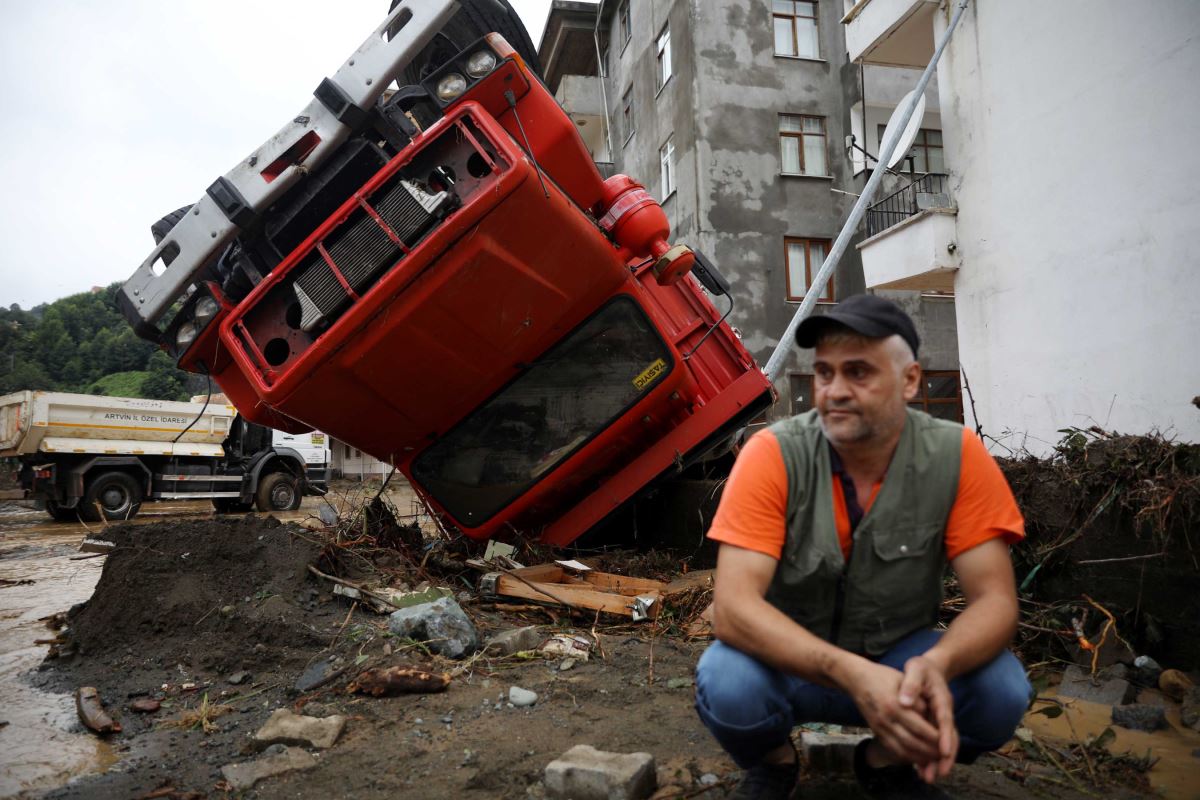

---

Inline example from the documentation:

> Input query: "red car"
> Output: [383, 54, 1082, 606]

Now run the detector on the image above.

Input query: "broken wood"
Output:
[481, 564, 665, 621]
[347, 666, 450, 696]
[76, 686, 121, 734]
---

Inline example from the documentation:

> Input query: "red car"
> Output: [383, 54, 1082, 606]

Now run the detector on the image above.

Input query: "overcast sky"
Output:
[0, 0, 590, 309]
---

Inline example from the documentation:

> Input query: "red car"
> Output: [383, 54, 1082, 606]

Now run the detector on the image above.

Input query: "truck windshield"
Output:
[412, 297, 673, 525]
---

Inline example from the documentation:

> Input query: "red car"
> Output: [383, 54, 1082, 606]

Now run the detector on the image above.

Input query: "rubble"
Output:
[388, 595, 478, 659]
[545, 745, 656, 800]
[346, 666, 450, 696]
[219, 745, 319, 791]
[129, 698, 161, 714]
[508, 686, 538, 707]
[252, 709, 346, 749]
[1111, 704, 1168, 732]
[484, 625, 543, 656]
[75, 686, 120, 734]
[1181, 687, 1200, 732]
[1133, 655, 1163, 685]
[1057, 664, 1136, 706]
[800, 731, 870, 773]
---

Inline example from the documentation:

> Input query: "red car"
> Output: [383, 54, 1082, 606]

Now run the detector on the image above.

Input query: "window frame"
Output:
[773, 1, 821, 60]
[784, 236, 833, 303]
[621, 85, 635, 144]
[907, 369, 964, 422]
[779, 113, 829, 177]
[877, 125, 944, 174]
[788, 372, 816, 416]
[618, 0, 631, 50]
[655, 23, 673, 92]
[659, 135, 676, 200]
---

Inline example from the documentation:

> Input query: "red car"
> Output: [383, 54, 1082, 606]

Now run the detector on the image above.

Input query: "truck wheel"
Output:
[212, 498, 254, 514]
[45, 501, 78, 522]
[256, 472, 301, 512]
[81, 472, 142, 521]
[391, 0, 542, 85]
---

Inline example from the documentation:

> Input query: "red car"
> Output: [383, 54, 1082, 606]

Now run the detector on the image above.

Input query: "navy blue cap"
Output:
[795, 294, 919, 357]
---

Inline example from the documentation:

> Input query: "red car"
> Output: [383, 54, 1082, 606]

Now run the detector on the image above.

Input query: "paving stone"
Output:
[220, 745, 318, 791]
[1057, 664, 1135, 706]
[545, 744, 656, 800]
[388, 596, 478, 659]
[253, 709, 346, 749]
[1111, 703, 1168, 732]
[800, 731, 871, 774]
[484, 626, 543, 656]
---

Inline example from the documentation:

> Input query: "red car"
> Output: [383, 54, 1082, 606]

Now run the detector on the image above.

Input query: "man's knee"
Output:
[695, 641, 787, 729]
[956, 651, 1032, 748]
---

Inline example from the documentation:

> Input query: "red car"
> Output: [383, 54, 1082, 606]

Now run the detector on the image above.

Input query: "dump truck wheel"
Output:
[81, 471, 142, 521]
[390, 0, 542, 85]
[45, 500, 78, 522]
[256, 472, 300, 512]
[150, 205, 193, 245]
[212, 498, 254, 514]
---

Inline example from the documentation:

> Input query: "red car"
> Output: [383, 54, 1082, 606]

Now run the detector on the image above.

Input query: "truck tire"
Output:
[391, 0, 542, 85]
[81, 471, 143, 521]
[151, 205, 193, 245]
[255, 472, 301, 512]
[45, 500, 78, 522]
[212, 498, 254, 514]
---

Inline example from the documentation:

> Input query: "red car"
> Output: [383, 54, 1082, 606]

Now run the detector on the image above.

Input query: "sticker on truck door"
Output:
[633, 358, 667, 390]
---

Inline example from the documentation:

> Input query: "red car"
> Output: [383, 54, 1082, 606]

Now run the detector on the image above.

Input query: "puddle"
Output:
[1024, 689, 1200, 799]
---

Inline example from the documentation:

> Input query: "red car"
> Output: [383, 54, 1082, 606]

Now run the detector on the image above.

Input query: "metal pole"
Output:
[763, 0, 970, 383]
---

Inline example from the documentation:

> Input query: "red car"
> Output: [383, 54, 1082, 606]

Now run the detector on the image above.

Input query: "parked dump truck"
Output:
[118, 0, 773, 546]
[0, 391, 329, 520]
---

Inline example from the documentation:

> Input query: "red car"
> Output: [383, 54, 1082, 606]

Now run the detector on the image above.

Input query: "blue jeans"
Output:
[694, 630, 1032, 769]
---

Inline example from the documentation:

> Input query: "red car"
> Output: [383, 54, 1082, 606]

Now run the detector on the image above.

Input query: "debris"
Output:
[555, 559, 592, 571]
[1181, 687, 1200, 732]
[539, 633, 592, 662]
[347, 666, 450, 696]
[484, 626, 543, 656]
[665, 677, 693, 690]
[75, 686, 121, 734]
[559, 658, 577, 672]
[1132, 654, 1163, 685]
[481, 563, 666, 621]
[1158, 669, 1194, 701]
[227, 670, 250, 686]
[129, 698, 161, 714]
[390, 585, 456, 609]
[1111, 704, 1168, 732]
[295, 657, 341, 693]
[253, 708, 347, 749]
[78, 537, 115, 554]
[1057, 664, 1135, 706]
[509, 686, 538, 707]
[388, 596, 478, 659]
[219, 605, 235, 617]
[483, 540, 518, 562]
[134, 787, 205, 800]
[801, 731, 871, 773]
[544, 744, 656, 800]
[698, 773, 719, 785]
[220, 744, 319, 792]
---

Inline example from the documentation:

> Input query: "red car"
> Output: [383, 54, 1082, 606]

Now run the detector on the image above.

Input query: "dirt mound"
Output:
[63, 515, 324, 678]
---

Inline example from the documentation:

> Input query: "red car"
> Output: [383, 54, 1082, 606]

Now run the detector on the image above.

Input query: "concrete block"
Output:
[1111, 704, 1168, 732]
[388, 595, 478, 659]
[800, 731, 870, 774]
[1058, 664, 1135, 706]
[484, 626, 542, 656]
[253, 709, 346, 750]
[545, 744, 656, 800]
[220, 745, 318, 791]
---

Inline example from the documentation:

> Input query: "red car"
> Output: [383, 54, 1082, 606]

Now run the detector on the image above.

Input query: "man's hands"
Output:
[847, 656, 958, 783]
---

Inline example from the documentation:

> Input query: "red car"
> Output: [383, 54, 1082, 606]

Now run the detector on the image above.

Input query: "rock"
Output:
[294, 657, 339, 693]
[388, 596, 479, 659]
[1159, 669, 1195, 701]
[665, 677, 694, 690]
[1072, 639, 1134, 670]
[389, 586, 455, 609]
[129, 697, 161, 713]
[1057, 664, 1135, 706]
[253, 709, 346, 749]
[220, 605, 236, 617]
[484, 626, 543, 656]
[227, 670, 250, 686]
[559, 658, 577, 672]
[1133, 655, 1162, 685]
[509, 686, 538, 707]
[220, 745, 318, 791]
[655, 760, 693, 791]
[545, 744, 656, 800]
[1111, 704, 1168, 732]
[1104, 663, 1130, 681]
[1180, 686, 1200, 732]
[698, 773, 719, 785]
[801, 731, 871, 773]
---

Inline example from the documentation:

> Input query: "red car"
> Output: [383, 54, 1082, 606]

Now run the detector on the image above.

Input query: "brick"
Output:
[545, 744, 656, 800]
[800, 731, 870, 774]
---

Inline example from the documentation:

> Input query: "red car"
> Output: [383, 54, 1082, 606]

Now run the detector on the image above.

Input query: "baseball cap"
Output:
[794, 294, 920, 357]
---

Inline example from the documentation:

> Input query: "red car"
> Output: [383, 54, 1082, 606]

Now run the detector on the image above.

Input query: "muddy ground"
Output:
[14, 495, 1191, 800]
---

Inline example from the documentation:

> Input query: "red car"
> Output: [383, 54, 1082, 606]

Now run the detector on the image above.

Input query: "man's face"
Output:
[813, 334, 920, 448]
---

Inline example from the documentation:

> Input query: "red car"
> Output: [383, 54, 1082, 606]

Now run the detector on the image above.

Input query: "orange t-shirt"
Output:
[708, 427, 1024, 562]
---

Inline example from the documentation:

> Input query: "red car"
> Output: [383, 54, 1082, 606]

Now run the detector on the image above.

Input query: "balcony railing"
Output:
[865, 173, 951, 238]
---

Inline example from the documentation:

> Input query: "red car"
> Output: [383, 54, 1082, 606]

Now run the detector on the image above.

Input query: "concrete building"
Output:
[330, 437, 391, 479]
[539, 0, 963, 423]
[848, 0, 1200, 453]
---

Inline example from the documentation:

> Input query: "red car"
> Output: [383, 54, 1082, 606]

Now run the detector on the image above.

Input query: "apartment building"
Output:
[847, 0, 1200, 453]
[539, 0, 963, 423]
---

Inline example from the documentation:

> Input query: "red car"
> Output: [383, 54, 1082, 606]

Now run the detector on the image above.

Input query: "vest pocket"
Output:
[870, 522, 941, 562]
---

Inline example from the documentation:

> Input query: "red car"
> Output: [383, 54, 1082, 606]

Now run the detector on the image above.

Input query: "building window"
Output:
[618, 0, 631, 49]
[789, 373, 815, 415]
[660, 136, 676, 199]
[621, 86, 634, 143]
[344, 444, 351, 458]
[878, 125, 944, 173]
[780, 114, 827, 176]
[774, 1, 819, 59]
[784, 237, 832, 302]
[656, 24, 672, 91]
[908, 370, 963, 422]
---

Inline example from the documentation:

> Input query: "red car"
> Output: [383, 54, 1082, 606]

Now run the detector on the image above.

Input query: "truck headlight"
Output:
[465, 51, 497, 78]
[436, 73, 468, 101]
[176, 321, 198, 349]
[194, 296, 219, 325]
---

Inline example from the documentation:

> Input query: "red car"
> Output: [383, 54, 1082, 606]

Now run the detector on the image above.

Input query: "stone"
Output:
[294, 657, 339, 693]
[484, 626, 543, 656]
[227, 670, 250, 686]
[545, 744, 656, 800]
[388, 596, 478, 659]
[1104, 663, 1130, 681]
[800, 731, 872, 774]
[1159, 669, 1195, 701]
[559, 658, 577, 672]
[389, 586, 455, 609]
[253, 709, 346, 749]
[1072, 639, 1134, 670]
[220, 745, 318, 791]
[1180, 686, 1200, 732]
[1133, 655, 1162, 685]
[1057, 665, 1135, 706]
[1112, 704, 1168, 732]
[509, 686, 538, 707]
[665, 677, 694, 690]
[129, 697, 161, 713]
[698, 773, 719, 785]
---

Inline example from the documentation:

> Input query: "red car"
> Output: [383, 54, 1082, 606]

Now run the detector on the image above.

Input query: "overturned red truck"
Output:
[119, 0, 772, 546]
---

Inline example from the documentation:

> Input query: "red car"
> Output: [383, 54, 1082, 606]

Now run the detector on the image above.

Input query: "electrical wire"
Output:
[173, 367, 212, 444]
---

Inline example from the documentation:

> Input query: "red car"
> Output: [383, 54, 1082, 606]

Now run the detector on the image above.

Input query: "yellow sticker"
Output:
[633, 358, 667, 390]
[311, 434, 325, 445]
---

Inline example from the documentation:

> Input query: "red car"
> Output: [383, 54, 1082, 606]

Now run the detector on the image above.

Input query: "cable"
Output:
[682, 292, 735, 361]
[173, 367, 212, 444]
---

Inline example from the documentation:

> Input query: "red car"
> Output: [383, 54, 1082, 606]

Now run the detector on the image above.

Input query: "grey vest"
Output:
[764, 408, 962, 657]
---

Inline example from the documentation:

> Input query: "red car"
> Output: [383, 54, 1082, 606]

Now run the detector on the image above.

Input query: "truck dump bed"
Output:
[0, 391, 234, 458]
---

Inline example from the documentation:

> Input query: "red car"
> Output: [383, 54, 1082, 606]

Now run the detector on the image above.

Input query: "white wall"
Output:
[937, 1, 1200, 454]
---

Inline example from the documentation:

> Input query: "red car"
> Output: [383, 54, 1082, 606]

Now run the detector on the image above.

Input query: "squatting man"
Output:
[694, 294, 1032, 798]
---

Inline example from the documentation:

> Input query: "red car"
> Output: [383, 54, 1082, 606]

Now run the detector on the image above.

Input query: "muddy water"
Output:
[1024, 689, 1200, 799]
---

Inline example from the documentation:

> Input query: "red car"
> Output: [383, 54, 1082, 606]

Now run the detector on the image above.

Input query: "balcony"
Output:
[554, 74, 609, 162]
[843, 0, 938, 68]
[859, 174, 958, 292]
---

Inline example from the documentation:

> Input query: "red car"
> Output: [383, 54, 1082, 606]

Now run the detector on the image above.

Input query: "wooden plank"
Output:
[493, 576, 662, 619]
[507, 564, 568, 583]
[664, 569, 715, 596]
[581, 572, 667, 596]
